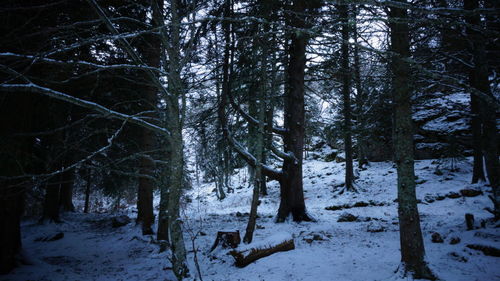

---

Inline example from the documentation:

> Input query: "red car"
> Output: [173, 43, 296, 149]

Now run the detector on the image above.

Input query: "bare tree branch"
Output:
[0, 83, 169, 135]
[86, 0, 171, 99]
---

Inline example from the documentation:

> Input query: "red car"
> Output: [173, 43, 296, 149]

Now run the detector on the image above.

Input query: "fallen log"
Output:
[34, 232, 64, 242]
[229, 239, 295, 268]
[325, 201, 386, 211]
[466, 244, 500, 257]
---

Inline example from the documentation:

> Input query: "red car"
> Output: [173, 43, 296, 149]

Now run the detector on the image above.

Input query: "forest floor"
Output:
[5, 157, 500, 281]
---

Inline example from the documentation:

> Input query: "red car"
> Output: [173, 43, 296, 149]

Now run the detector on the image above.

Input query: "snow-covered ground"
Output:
[5, 157, 500, 281]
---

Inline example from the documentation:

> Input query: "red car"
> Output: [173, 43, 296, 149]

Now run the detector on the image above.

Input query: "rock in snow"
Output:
[431, 232, 444, 243]
[337, 213, 358, 222]
[112, 215, 131, 228]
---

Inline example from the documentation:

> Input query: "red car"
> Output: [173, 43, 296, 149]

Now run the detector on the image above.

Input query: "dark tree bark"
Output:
[216, 140, 227, 200]
[247, 82, 259, 184]
[0, 187, 23, 274]
[277, 0, 317, 222]
[214, 58, 229, 199]
[42, 176, 62, 223]
[164, 0, 189, 278]
[157, 149, 170, 244]
[137, 140, 155, 234]
[136, 0, 163, 236]
[260, 106, 273, 196]
[243, 160, 262, 243]
[339, 3, 355, 191]
[151, 0, 171, 244]
[84, 168, 92, 213]
[353, 6, 368, 168]
[261, 22, 280, 197]
[59, 170, 75, 212]
[0, 91, 32, 274]
[389, 1, 435, 279]
[470, 93, 485, 183]
[465, 0, 485, 184]
[218, 0, 233, 200]
[465, 0, 500, 219]
[157, 177, 169, 244]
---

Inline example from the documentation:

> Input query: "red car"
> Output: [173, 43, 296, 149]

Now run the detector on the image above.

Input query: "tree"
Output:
[352, 6, 369, 168]
[388, 0, 435, 278]
[278, 0, 319, 221]
[218, 0, 321, 222]
[162, 0, 189, 277]
[87, 0, 192, 276]
[0, 91, 32, 273]
[338, 2, 355, 191]
[242, 0, 272, 243]
[464, 0, 500, 219]
[136, 0, 163, 236]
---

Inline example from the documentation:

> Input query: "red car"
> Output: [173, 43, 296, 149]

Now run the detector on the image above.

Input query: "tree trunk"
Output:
[465, 0, 500, 220]
[0, 187, 23, 274]
[260, 104, 273, 196]
[261, 25, 279, 197]
[137, 157, 154, 234]
[277, 0, 314, 222]
[136, 0, 163, 236]
[157, 185, 169, 244]
[339, 3, 355, 190]
[389, 2, 435, 279]
[166, 124, 188, 279]
[0, 90, 33, 274]
[42, 176, 61, 223]
[470, 93, 485, 183]
[84, 168, 91, 214]
[223, 145, 232, 193]
[243, 104, 265, 243]
[59, 170, 75, 212]
[353, 6, 368, 168]
[216, 165, 226, 200]
[466, 0, 485, 184]
[244, 23, 268, 242]
[166, 0, 189, 278]
[157, 148, 170, 245]
[243, 165, 261, 243]
[247, 82, 258, 184]
[0, 91, 31, 272]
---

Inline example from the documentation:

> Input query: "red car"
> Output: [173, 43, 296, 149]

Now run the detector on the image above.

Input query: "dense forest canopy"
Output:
[0, 0, 498, 280]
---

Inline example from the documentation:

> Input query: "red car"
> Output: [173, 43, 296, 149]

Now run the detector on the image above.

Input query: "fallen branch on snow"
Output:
[466, 244, 500, 257]
[229, 239, 295, 268]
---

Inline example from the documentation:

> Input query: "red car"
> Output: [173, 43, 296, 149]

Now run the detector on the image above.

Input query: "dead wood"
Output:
[465, 213, 475, 230]
[209, 231, 241, 252]
[466, 244, 500, 257]
[229, 239, 295, 267]
[34, 232, 64, 242]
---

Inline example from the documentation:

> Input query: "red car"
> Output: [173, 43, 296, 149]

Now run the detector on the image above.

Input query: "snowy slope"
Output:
[185, 158, 499, 281]
[5, 157, 500, 281]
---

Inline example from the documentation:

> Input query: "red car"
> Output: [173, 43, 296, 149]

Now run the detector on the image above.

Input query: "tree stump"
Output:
[465, 213, 474, 230]
[209, 231, 241, 252]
